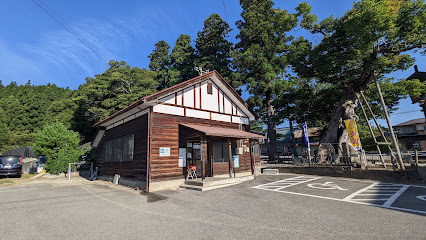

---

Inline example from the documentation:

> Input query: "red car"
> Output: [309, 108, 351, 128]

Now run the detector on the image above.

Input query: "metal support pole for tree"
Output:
[373, 76, 405, 170]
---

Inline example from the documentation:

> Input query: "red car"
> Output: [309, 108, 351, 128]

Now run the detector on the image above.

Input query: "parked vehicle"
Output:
[0, 155, 22, 177]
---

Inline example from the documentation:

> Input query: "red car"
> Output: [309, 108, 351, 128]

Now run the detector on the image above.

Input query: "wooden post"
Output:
[373, 76, 405, 170]
[208, 139, 213, 177]
[249, 140, 254, 175]
[250, 140, 257, 177]
[356, 93, 386, 167]
[228, 138, 234, 178]
[201, 137, 207, 180]
[415, 150, 419, 171]
[360, 92, 397, 171]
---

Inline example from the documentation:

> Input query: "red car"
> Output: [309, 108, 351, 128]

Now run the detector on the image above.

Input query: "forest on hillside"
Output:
[1, 0, 425, 163]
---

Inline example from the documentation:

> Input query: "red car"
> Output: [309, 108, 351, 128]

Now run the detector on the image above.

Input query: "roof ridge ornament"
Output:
[194, 66, 210, 76]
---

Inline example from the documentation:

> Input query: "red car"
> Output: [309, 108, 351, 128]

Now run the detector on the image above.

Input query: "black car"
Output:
[0, 155, 22, 177]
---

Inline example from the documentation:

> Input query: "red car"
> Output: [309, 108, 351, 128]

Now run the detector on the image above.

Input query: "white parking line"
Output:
[342, 182, 378, 201]
[253, 177, 426, 215]
[253, 176, 320, 191]
[382, 185, 410, 207]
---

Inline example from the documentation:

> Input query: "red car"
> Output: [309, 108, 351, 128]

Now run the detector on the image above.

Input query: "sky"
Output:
[0, 0, 424, 126]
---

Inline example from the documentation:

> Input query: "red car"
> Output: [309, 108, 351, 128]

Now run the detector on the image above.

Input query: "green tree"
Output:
[33, 122, 82, 174]
[195, 13, 235, 86]
[75, 60, 158, 141]
[233, 0, 298, 161]
[171, 34, 197, 81]
[148, 41, 180, 90]
[0, 81, 73, 151]
[289, 0, 425, 155]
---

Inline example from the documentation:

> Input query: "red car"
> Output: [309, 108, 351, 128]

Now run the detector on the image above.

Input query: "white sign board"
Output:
[178, 148, 187, 167]
[159, 147, 170, 157]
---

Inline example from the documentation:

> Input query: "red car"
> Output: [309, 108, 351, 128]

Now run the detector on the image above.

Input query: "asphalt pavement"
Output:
[1, 174, 425, 240]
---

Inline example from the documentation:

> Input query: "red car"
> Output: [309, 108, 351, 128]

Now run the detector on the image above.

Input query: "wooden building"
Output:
[91, 71, 264, 191]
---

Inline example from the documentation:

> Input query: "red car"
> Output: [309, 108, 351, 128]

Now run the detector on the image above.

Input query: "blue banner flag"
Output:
[302, 122, 310, 150]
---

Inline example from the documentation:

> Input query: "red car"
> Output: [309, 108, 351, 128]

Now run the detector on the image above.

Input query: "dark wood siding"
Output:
[150, 112, 252, 181]
[96, 114, 148, 180]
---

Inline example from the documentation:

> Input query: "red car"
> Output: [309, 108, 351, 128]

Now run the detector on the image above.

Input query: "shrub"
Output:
[33, 122, 82, 174]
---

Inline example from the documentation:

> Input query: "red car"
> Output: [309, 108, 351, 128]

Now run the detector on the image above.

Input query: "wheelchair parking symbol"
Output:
[307, 182, 348, 191]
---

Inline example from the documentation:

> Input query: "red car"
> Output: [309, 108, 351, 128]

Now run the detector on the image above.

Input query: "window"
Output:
[104, 135, 134, 162]
[207, 82, 213, 94]
[212, 140, 236, 162]
[254, 144, 260, 156]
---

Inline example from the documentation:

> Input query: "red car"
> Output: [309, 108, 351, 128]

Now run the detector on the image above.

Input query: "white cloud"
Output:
[0, 12, 175, 88]
[0, 40, 42, 84]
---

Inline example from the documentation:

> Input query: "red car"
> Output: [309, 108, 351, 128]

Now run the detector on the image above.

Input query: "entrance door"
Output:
[186, 141, 210, 178]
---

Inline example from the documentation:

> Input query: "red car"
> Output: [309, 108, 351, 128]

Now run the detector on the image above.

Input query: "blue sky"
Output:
[0, 0, 424, 126]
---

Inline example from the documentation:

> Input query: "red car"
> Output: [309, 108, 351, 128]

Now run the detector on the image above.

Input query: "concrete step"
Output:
[181, 175, 255, 191]
[262, 169, 279, 174]
[180, 182, 242, 191]
[184, 175, 254, 187]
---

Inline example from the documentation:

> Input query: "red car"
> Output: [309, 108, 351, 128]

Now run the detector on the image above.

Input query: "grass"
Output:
[21, 173, 38, 179]
[0, 173, 38, 185]
[0, 179, 14, 184]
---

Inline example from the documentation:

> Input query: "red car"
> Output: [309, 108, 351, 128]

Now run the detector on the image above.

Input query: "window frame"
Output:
[207, 82, 213, 95]
[212, 140, 236, 163]
[104, 134, 134, 162]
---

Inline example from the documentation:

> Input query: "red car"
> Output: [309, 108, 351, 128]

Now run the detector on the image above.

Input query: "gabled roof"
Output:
[94, 70, 257, 127]
[394, 118, 425, 127]
[407, 67, 426, 81]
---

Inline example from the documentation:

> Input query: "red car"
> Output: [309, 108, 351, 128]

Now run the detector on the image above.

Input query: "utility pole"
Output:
[373, 76, 405, 170]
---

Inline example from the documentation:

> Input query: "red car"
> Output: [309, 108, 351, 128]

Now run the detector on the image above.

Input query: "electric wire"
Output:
[36, 0, 93, 51]
[391, 109, 422, 115]
[31, 0, 109, 64]
[221, 0, 233, 42]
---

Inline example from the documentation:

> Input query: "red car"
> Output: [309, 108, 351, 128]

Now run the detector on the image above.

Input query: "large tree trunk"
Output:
[317, 54, 377, 164]
[317, 88, 359, 163]
[266, 94, 279, 162]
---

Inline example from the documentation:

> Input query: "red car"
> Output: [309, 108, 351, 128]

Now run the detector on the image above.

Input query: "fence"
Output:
[67, 162, 94, 180]
[296, 151, 414, 168]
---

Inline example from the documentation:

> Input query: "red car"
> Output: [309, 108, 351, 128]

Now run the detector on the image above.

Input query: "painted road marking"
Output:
[307, 182, 348, 191]
[417, 195, 426, 201]
[253, 176, 426, 215]
[382, 185, 410, 207]
[253, 176, 320, 191]
[343, 183, 410, 207]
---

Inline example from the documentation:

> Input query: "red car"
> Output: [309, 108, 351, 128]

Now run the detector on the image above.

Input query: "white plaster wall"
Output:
[219, 90, 224, 113]
[176, 91, 183, 106]
[183, 87, 194, 108]
[211, 113, 231, 122]
[237, 108, 247, 117]
[159, 94, 175, 104]
[186, 108, 210, 120]
[195, 84, 200, 109]
[200, 80, 219, 112]
[224, 95, 232, 114]
[153, 104, 184, 116]
[232, 116, 240, 124]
